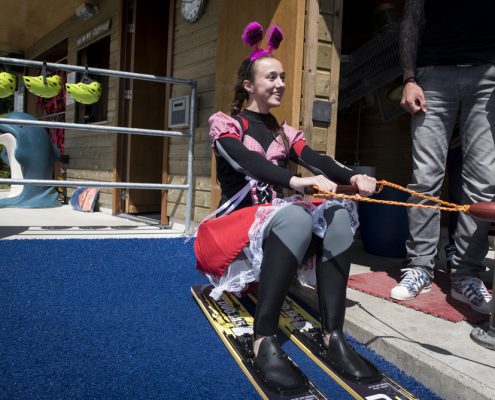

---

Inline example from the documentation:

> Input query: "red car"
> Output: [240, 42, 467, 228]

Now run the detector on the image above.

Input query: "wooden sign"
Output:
[77, 19, 112, 48]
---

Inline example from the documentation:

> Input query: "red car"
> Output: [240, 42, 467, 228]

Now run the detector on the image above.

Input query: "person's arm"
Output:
[290, 144, 354, 184]
[215, 136, 296, 188]
[400, 0, 427, 114]
[290, 143, 376, 196]
[216, 137, 341, 194]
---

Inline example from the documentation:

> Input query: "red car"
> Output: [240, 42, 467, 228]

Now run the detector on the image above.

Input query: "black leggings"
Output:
[254, 204, 354, 336]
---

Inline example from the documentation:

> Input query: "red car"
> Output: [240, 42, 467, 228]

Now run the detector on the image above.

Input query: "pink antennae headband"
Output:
[241, 21, 284, 61]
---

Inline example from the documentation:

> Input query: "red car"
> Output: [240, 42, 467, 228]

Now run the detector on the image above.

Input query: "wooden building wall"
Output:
[25, 0, 122, 208]
[167, 0, 219, 223]
[300, 0, 343, 161]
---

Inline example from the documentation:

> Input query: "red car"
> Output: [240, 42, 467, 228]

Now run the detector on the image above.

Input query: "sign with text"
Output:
[77, 19, 112, 48]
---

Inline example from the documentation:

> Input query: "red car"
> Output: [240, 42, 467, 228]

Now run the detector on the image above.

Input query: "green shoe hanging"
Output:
[23, 61, 62, 98]
[66, 65, 101, 105]
[0, 71, 16, 98]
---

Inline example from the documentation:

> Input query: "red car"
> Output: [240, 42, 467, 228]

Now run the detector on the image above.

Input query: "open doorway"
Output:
[116, 0, 170, 223]
[335, 0, 411, 186]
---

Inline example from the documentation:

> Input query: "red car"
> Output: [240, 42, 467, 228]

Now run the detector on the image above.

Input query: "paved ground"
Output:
[1, 205, 494, 399]
[0, 205, 184, 239]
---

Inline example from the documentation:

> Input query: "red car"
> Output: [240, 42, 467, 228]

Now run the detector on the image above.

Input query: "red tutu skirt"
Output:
[194, 204, 264, 277]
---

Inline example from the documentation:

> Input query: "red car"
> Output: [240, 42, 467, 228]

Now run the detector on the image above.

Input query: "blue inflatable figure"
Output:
[0, 112, 61, 208]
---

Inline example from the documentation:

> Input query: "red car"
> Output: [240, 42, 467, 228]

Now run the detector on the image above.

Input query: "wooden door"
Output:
[122, 0, 169, 214]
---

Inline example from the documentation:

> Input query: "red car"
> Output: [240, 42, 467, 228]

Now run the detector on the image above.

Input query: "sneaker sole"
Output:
[390, 285, 432, 301]
[450, 289, 491, 314]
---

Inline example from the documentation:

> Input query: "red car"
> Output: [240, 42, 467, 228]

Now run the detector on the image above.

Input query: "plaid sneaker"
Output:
[451, 276, 492, 314]
[390, 267, 432, 301]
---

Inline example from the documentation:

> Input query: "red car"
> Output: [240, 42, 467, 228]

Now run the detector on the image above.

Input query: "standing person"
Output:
[390, 0, 494, 314]
[194, 22, 380, 391]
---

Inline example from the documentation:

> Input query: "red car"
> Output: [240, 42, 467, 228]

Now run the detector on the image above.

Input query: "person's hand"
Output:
[289, 175, 337, 195]
[400, 81, 427, 114]
[349, 174, 376, 197]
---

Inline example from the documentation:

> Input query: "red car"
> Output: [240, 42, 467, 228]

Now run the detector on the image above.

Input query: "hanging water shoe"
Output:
[323, 330, 382, 383]
[23, 61, 62, 98]
[65, 80, 101, 105]
[0, 71, 16, 98]
[252, 335, 308, 394]
[23, 74, 62, 98]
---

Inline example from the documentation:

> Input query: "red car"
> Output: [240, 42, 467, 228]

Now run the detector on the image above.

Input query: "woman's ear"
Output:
[243, 79, 253, 94]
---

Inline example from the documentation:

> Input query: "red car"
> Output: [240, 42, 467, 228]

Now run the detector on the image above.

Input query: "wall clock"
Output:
[181, 0, 207, 23]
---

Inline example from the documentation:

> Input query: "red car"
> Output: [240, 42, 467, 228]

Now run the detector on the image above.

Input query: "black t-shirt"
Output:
[417, 0, 495, 67]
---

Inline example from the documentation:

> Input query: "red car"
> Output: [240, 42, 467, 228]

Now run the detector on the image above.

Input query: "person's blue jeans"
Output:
[406, 64, 495, 279]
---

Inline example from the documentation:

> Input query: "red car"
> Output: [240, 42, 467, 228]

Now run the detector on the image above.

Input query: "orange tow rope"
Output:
[314, 180, 471, 214]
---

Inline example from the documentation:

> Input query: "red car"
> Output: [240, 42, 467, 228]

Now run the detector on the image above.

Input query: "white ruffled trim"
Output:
[207, 195, 359, 299]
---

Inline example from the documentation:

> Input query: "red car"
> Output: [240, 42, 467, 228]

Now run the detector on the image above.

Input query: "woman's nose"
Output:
[276, 77, 285, 88]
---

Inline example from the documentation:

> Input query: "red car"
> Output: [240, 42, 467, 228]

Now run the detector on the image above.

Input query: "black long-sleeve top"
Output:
[210, 109, 354, 210]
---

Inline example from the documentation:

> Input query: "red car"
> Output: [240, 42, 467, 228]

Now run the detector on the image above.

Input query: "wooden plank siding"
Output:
[299, 0, 343, 178]
[167, 0, 219, 223]
[25, 0, 122, 210]
[301, 0, 343, 158]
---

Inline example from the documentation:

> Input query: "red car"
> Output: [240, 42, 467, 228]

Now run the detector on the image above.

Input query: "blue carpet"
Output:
[0, 239, 442, 400]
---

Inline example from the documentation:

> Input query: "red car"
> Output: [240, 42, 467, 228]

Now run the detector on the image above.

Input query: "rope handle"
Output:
[322, 180, 470, 214]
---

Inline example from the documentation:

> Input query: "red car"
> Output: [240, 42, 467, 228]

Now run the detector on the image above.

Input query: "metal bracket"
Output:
[312, 100, 332, 124]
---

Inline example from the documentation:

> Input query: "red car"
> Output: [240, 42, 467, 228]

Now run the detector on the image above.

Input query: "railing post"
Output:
[185, 81, 197, 236]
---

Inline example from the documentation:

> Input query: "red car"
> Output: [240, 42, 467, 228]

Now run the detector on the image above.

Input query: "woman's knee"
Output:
[269, 205, 314, 236]
[324, 205, 352, 229]
[322, 206, 354, 256]
[265, 205, 314, 262]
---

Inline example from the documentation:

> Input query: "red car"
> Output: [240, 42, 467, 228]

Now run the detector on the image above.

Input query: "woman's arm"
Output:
[216, 137, 341, 194]
[291, 144, 376, 196]
[216, 137, 296, 187]
[291, 144, 354, 184]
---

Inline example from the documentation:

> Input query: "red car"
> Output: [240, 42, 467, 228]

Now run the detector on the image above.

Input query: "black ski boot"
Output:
[323, 330, 382, 383]
[253, 336, 308, 394]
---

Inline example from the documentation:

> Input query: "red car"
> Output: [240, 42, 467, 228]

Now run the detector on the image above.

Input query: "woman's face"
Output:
[244, 57, 286, 113]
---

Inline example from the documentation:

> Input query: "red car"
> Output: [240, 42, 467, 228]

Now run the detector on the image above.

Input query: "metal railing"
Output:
[0, 56, 197, 234]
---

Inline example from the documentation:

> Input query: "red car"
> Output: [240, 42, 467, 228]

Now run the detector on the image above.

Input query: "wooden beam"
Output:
[326, 0, 343, 157]
[299, 0, 319, 177]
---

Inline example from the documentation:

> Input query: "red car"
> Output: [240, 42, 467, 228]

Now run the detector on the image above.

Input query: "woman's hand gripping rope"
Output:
[349, 174, 377, 197]
[289, 174, 338, 195]
[289, 174, 377, 197]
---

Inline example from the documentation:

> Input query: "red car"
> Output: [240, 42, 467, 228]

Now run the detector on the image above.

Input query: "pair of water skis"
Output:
[191, 284, 418, 400]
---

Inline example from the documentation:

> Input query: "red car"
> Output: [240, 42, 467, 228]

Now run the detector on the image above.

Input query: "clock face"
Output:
[181, 0, 206, 23]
